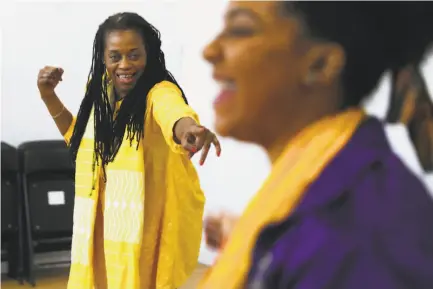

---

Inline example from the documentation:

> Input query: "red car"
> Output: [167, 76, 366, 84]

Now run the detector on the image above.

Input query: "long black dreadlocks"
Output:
[69, 12, 188, 170]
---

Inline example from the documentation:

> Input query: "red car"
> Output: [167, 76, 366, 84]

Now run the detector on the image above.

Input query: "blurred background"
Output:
[1, 1, 432, 288]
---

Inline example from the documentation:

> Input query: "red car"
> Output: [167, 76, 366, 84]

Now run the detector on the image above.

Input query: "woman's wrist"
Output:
[173, 117, 197, 143]
[41, 90, 58, 103]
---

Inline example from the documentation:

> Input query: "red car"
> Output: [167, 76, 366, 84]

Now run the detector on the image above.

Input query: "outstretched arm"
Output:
[151, 81, 221, 164]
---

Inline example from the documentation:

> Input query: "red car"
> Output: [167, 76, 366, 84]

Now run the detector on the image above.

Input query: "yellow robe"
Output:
[64, 81, 205, 289]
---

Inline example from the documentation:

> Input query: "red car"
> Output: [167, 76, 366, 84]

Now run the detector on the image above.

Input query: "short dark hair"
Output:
[284, 2, 433, 172]
[283, 1, 433, 107]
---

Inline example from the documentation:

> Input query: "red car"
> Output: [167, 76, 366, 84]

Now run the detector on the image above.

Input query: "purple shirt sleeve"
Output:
[247, 119, 433, 289]
[287, 234, 433, 289]
[248, 157, 433, 289]
[283, 164, 433, 289]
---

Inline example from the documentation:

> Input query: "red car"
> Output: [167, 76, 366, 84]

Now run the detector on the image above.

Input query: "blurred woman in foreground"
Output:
[201, 2, 433, 288]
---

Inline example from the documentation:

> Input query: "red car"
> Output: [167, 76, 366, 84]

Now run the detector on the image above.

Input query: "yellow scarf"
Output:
[66, 100, 147, 288]
[198, 108, 366, 289]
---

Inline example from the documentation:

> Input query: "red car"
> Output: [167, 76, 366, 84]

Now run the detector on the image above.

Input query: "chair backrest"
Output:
[18, 140, 75, 236]
[1, 142, 20, 234]
[18, 140, 74, 175]
[2, 141, 19, 174]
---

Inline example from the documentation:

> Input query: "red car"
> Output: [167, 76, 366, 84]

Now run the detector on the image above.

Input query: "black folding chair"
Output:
[19, 140, 75, 286]
[1, 141, 24, 284]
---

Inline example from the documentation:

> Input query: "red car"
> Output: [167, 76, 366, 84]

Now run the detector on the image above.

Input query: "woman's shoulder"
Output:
[348, 151, 433, 239]
[146, 81, 182, 108]
[324, 117, 433, 226]
[148, 80, 181, 96]
[304, 116, 433, 236]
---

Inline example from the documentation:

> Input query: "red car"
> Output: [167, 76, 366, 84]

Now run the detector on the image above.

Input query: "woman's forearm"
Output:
[42, 91, 74, 137]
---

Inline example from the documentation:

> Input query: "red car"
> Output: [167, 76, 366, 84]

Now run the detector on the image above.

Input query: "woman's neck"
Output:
[114, 89, 124, 102]
[265, 107, 341, 165]
[267, 136, 293, 165]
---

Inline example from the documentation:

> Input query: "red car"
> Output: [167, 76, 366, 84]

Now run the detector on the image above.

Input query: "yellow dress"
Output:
[64, 81, 205, 289]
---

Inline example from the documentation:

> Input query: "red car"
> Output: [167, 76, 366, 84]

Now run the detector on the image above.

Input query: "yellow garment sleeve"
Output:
[63, 116, 77, 146]
[150, 81, 200, 154]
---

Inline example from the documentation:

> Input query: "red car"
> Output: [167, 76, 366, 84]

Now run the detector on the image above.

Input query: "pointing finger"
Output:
[190, 126, 207, 151]
[199, 142, 211, 166]
[212, 135, 222, 157]
[189, 125, 206, 135]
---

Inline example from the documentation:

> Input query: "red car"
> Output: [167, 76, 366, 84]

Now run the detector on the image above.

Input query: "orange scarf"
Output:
[198, 108, 366, 289]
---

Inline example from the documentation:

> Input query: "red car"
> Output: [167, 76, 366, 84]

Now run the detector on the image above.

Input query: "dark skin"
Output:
[37, 67, 74, 136]
[203, 1, 344, 164]
[202, 1, 347, 249]
[38, 29, 221, 165]
[204, 212, 238, 250]
[104, 29, 221, 164]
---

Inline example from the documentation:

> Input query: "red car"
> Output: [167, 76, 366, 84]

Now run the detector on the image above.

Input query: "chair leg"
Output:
[6, 234, 19, 280]
[16, 173, 25, 284]
[22, 175, 36, 287]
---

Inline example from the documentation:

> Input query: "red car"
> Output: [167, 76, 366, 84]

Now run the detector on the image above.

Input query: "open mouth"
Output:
[214, 80, 236, 107]
[217, 80, 236, 91]
[116, 73, 137, 85]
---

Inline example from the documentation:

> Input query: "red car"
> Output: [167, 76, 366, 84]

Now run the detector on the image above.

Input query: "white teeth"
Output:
[118, 75, 133, 79]
[218, 81, 236, 91]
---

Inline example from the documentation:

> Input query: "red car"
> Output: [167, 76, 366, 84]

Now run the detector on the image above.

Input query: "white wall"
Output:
[1, 1, 184, 145]
[1, 1, 432, 267]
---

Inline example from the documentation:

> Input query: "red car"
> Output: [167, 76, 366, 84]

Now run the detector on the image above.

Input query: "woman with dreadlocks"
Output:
[37, 12, 220, 289]
[200, 2, 433, 289]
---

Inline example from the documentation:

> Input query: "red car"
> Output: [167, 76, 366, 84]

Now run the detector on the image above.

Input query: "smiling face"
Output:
[203, 2, 307, 143]
[104, 29, 147, 98]
[203, 1, 344, 147]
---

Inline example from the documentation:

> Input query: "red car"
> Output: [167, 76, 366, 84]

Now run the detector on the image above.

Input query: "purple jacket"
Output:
[246, 118, 433, 289]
